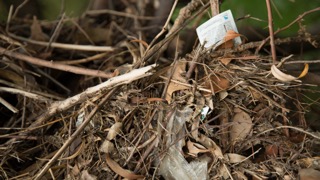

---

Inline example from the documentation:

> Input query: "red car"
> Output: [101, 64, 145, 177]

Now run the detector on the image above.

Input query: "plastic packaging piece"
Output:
[196, 10, 241, 48]
[159, 147, 208, 180]
[159, 106, 209, 180]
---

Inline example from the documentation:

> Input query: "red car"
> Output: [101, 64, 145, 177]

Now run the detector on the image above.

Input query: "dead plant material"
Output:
[1, 1, 320, 179]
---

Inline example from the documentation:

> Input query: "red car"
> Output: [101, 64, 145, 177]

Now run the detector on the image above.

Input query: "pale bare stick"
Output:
[0, 87, 51, 101]
[58, 52, 109, 65]
[210, 0, 219, 16]
[0, 96, 19, 113]
[0, 47, 114, 78]
[256, 125, 320, 141]
[266, 0, 276, 63]
[28, 64, 155, 130]
[8, 33, 115, 52]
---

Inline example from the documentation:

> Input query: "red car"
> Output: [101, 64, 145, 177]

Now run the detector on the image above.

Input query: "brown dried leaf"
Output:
[230, 108, 252, 142]
[265, 144, 278, 157]
[298, 63, 309, 78]
[198, 134, 224, 159]
[30, 16, 49, 41]
[106, 154, 144, 179]
[224, 30, 241, 42]
[219, 58, 233, 65]
[201, 75, 230, 96]
[224, 153, 247, 163]
[296, 156, 320, 168]
[187, 140, 209, 157]
[218, 30, 242, 49]
[80, 170, 97, 180]
[299, 168, 320, 180]
[106, 122, 122, 141]
[165, 61, 189, 103]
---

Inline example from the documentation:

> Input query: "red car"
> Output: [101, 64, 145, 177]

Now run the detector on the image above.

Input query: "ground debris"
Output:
[1, 1, 320, 179]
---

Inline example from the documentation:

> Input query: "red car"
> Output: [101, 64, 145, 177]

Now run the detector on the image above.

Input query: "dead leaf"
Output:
[271, 64, 309, 82]
[298, 64, 309, 78]
[200, 75, 230, 96]
[265, 144, 279, 157]
[271, 65, 297, 82]
[80, 170, 97, 180]
[230, 108, 252, 142]
[30, 16, 49, 42]
[198, 134, 224, 159]
[224, 30, 241, 42]
[165, 61, 189, 103]
[187, 140, 209, 157]
[105, 122, 122, 141]
[224, 153, 247, 163]
[299, 168, 320, 180]
[99, 140, 115, 154]
[106, 154, 144, 179]
[296, 156, 320, 168]
[218, 30, 242, 49]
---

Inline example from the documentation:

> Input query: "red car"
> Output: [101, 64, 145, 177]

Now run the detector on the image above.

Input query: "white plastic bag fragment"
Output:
[159, 147, 208, 180]
[196, 10, 241, 48]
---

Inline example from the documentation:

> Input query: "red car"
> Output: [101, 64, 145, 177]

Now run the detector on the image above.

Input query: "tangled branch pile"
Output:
[1, 0, 320, 179]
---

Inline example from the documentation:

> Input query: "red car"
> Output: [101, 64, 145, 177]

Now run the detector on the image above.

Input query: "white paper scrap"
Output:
[196, 10, 241, 48]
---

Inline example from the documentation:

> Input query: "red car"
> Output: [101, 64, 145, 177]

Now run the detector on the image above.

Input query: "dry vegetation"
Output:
[1, 0, 320, 179]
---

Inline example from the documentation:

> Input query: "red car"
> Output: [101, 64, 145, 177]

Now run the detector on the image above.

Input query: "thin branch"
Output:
[146, 0, 179, 51]
[0, 87, 51, 101]
[34, 88, 117, 180]
[256, 6, 320, 53]
[8, 33, 115, 52]
[266, 0, 276, 63]
[27, 64, 155, 130]
[210, 0, 219, 16]
[256, 125, 320, 141]
[0, 47, 114, 78]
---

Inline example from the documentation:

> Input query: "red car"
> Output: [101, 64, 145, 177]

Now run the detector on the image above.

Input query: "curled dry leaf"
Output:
[106, 154, 144, 179]
[271, 64, 308, 82]
[298, 63, 309, 78]
[224, 153, 246, 164]
[187, 140, 210, 157]
[271, 65, 297, 82]
[106, 122, 122, 141]
[230, 108, 252, 142]
[198, 134, 224, 159]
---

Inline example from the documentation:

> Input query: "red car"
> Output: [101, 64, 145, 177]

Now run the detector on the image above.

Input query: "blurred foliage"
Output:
[37, 0, 89, 20]
[0, 0, 89, 21]
[221, 0, 320, 36]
